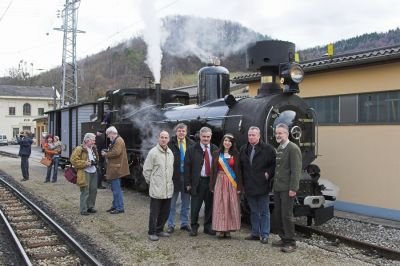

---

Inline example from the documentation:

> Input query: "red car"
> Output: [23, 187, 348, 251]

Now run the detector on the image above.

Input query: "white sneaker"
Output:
[148, 234, 159, 241]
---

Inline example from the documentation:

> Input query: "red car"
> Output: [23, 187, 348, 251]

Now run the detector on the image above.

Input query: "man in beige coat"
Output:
[143, 130, 174, 241]
[102, 126, 130, 214]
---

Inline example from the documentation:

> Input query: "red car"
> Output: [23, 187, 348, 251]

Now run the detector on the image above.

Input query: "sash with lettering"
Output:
[218, 153, 238, 189]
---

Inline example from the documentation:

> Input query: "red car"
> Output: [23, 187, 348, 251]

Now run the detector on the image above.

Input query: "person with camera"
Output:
[70, 133, 99, 216]
[17, 130, 33, 182]
[95, 129, 107, 189]
[101, 126, 130, 214]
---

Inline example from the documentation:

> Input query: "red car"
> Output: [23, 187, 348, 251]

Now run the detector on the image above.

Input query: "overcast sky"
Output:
[0, 0, 399, 77]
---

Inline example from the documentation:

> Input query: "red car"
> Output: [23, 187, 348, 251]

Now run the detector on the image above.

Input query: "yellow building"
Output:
[233, 45, 400, 221]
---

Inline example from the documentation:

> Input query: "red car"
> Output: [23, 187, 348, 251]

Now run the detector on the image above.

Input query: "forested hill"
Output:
[299, 28, 400, 60]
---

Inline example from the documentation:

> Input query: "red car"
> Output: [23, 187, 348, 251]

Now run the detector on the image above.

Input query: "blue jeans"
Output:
[111, 179, 124, 211]
[246, 194, 270, 238]
[45, 157, 59, 182]
[167, 190, 191, 228]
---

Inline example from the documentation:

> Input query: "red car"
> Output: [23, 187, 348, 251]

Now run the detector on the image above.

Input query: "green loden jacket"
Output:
[273, 141, 302, 192]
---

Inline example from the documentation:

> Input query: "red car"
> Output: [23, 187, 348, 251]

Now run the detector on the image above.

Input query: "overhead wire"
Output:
[0, 0, 13, 23]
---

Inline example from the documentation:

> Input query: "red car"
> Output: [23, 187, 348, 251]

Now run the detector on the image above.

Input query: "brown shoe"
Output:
[281, 245, 297, 253]
[272, 240, 285, 247]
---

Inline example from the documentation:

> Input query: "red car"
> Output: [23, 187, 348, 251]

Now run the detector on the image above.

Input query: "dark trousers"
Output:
[148, 197, 171, 235]
[273, 191, 296, 245]
[190, 177, 213, 230]
[21, 156, 29, 179]
[97, 156, 105, 187]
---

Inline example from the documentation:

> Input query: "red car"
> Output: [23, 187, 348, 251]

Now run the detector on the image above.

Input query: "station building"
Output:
[0, 85, 55, 143]
[232, 44, 400, 221]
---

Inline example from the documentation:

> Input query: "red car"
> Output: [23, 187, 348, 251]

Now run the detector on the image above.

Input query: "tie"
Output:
[250, 146, 255, 165]
[179, 140, 185, 173]
[204, 145, 211, 176]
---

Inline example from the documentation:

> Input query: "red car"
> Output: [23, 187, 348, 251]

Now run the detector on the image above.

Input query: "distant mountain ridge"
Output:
[1, 16, 399, 103]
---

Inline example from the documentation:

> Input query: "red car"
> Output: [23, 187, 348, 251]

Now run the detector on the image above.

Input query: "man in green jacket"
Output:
[272, 123, 302, 253]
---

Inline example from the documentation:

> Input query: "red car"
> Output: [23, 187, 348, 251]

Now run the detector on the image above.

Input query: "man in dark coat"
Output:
[184, 126, 218, 236]
[240, 126, 276, 244]
[17, 130, 33, 181]
[95, 129, 107, 189]
[167, 123, 195, 233]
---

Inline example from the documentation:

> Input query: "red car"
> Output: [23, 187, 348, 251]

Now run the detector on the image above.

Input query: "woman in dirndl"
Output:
[210, 133, 243, 239]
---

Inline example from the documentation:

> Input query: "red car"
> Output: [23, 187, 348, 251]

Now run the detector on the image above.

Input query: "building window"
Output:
[23, 103, 31, 116]
[38, 108, 44, 116]
[305, 96, 339, 124]
[9, 107, 15, 115]
[359, 91, 400, 123]
[23, 126, 31, 132]
[13, 128, 19, 137]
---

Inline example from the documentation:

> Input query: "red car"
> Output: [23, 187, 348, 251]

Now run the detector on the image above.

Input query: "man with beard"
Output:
[272, 123, 302, 253]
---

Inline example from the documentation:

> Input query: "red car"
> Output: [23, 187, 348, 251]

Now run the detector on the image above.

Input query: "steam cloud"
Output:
[138, 0, 166, 83]
[162, 15, 267, 63]
[121, 100, 170, 156]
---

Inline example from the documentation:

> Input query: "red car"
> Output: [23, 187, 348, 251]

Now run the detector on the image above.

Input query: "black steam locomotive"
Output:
[48, 40, 335, 226]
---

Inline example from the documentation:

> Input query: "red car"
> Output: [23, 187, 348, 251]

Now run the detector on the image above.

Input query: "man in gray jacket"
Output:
[272, 123, 302, 253]
[143, 130, 174, 241]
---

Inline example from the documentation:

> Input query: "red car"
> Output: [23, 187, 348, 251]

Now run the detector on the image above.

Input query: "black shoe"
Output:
[87, 208, 97, 213]
[106, 207, 116, 212]
[44, 180, 50, 183]
[98, 186, 106, 189]
[21, 178, 29, 182]
[81, 212, 90, 216]
[245, 235, 259, 241]
[51, 180, 57, 183]
[189, 228, 198, 236]
[260, 237, 269, 244]
[110, 209, 124, 214]
[167, 226, 174, 233]
[281, 244, 297, 253]
[180, 225, 191, 232]
[203, 228, 216, 236]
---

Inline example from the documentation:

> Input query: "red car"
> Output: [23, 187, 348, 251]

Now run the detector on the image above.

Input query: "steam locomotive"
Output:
[47, 40, 335, 226]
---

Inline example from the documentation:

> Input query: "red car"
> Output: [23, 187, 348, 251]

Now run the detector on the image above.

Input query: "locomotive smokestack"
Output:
[246, 40, 296, 96]
[155, 83, 161, 106]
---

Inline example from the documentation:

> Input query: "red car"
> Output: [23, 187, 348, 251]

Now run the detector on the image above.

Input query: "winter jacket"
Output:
[70, 145, 99, 187]
[104, 136, 130, 180]
[143, 144, 174, 199]
[17, 136, 33, 157]
[273, 141, 302, 192]
[184, 142, 218, 195]
[239, 141, 276, 196]
[43, 142, 59, 160]
[168, 136, 195, 192]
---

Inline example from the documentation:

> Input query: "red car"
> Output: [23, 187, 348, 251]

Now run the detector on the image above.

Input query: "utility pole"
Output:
[54, 0, 85, 107]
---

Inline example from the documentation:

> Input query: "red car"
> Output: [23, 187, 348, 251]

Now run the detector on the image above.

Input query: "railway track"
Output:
[295, 223, 400, 262]
[0, 177, 102, 265]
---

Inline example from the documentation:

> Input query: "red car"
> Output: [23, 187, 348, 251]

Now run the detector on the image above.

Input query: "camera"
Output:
[90, 160, 97, 166]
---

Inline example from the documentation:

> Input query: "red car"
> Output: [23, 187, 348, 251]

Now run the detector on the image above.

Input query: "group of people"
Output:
[16, 122, 301, 253]
[142, 123, 302, 253]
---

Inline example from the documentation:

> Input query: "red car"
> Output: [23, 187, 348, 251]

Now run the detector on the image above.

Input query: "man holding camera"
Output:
[17, 130, 33, 182]
[70, 133, 99, 216]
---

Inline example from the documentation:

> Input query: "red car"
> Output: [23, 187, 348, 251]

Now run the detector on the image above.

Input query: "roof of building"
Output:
[169, 83, 248, 97]
[232, 44, 400, 83]
[0, 85, 54, 98]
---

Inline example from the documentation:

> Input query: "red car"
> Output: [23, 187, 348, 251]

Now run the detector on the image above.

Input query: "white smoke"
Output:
[138, 0, 167, 83]
[162, 16, 266, 63]
[121, 100, 169, 156]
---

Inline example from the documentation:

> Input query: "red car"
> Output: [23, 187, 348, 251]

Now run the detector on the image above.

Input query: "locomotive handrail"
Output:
[265, 106, 274, 140]
[309, 107, 319, 157]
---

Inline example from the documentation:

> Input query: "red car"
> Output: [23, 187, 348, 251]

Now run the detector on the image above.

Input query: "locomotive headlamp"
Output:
[279, 62, 304, 94]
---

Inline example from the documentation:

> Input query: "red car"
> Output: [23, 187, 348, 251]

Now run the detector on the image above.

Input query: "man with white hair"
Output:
[101, 126, 130, 214]
[272, 123, 302, 253]
[70, 133, 99, 215]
